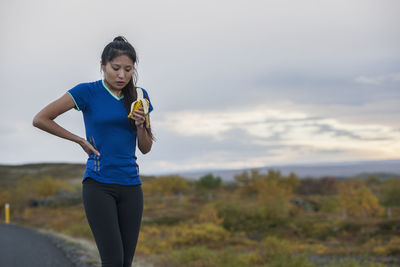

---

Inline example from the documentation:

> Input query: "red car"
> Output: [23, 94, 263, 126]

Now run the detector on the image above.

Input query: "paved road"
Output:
[0, 223, 76, 267]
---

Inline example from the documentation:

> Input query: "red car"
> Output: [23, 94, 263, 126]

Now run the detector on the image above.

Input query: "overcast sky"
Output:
[0, 0, 399, 175]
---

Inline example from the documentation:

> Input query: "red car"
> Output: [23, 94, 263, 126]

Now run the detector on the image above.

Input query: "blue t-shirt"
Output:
[67, 79, 153, 185]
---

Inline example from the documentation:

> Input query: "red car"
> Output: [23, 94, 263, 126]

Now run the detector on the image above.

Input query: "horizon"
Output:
[3, 158, 400, 178]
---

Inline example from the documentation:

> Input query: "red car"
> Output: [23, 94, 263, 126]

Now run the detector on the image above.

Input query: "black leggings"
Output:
[82, 177, 143, 267]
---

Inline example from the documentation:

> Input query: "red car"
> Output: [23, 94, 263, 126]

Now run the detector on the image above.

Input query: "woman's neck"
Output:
[104, 79, 122, 97]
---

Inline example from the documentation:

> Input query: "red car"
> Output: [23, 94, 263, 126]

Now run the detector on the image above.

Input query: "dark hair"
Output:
[101, 36, 155, 141]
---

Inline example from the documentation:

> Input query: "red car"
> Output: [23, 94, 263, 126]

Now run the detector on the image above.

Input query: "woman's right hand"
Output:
[78, 138, 100, 157]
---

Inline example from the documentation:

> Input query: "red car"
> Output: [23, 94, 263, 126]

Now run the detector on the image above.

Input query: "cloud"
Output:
[354, 72, 400, 85]
[156, 107, 308, 140]
[154, 104, 400, 162]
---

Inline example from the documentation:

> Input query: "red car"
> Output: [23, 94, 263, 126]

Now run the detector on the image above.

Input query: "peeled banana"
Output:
[128, 87, 150, 128]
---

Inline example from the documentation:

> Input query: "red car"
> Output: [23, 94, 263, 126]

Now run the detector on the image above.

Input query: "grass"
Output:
[2, 164, 400, 266]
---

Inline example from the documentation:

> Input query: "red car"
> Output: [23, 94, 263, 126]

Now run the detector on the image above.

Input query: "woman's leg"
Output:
[117, 184, 144, 267]
[82, 178, 124, 267]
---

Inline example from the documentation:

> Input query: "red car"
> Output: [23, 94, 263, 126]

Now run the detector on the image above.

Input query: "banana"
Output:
[128, 87, 150, 128]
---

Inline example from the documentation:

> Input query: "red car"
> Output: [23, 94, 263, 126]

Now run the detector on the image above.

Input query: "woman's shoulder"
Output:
[81, 80, 105, 91]
[71, 80, 100, 89]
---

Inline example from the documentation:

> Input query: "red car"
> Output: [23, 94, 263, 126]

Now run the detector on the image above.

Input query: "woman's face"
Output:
[101, 55, 135, 90]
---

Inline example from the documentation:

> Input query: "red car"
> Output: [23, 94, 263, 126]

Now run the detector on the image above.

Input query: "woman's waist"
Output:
[88, 153, 137, 162]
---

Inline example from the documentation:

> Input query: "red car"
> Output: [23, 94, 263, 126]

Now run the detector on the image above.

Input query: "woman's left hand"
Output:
[130, 107, 145, 128]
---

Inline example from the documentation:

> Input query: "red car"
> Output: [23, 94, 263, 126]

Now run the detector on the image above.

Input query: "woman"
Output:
[32, 36, 155, 267]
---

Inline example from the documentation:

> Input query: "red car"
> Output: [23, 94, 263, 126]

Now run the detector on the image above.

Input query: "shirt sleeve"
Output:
[141, 88, 154, 114]
[67, 83, 90, 112]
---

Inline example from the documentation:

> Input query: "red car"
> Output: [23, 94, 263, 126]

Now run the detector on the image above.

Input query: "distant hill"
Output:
[0, 162, 155, 186]
[1, 159, 399, 184]
[0, 163, 86, 186]
[167, 159, 400, 182]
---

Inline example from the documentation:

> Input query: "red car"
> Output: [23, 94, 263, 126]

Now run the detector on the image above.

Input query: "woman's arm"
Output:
[137, 117, 153, 154]
[130, 107, 152, 154]
[32, 93, 100, 156]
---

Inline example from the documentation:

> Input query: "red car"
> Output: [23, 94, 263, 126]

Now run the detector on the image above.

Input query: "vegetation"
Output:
[195, 173, 222, 190]
[0, 163, 399, 266]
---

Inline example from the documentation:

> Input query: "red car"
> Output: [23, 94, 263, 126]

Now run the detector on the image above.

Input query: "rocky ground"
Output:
[34, 226, 154, 267]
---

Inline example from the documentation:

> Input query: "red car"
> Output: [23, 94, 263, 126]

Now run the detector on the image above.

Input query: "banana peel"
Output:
[128, 87, 150, 128]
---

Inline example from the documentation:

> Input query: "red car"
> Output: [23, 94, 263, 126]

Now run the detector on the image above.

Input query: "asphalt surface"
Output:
[0, 223, 79, 267]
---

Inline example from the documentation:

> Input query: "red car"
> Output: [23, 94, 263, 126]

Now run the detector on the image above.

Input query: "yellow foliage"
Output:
[143, 175, 190, 196]
[258, 236, 317, 265]
[298, 241, 328, 255]
[319, 195, 340, 213]
[239, 252, 264, 265]
[20, 206, 88, 237]
[11, 175, 71, 204]
[338, 180, 384, 218]
[155, 245, 268, 267]
[373, 236, 400, 256]
[137, 225, 173, 254]
[261, 236, 291, 254]
[229, 170, 294, 219]
[253, 178, 292, 218]
[33, 176, 70, 197]
[0, 189, 12, 207]
[138, 222, 231, 255]
[10, 176, 38, 211]
[235, 169, 299, 199]
[196, 203, 224, 225]
[280, 172, 301, 192]
[171, 222, 231, 248]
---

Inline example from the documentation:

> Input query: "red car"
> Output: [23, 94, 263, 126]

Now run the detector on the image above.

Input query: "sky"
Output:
[0, 0, 399, 175]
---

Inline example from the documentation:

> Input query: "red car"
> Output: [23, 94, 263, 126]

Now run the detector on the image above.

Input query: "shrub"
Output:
[137, 225, 173, 254]
[33, 176, 70, 197]
[338, 180, 384, 218]
[156, 245, 263, 267]
[155, 245, 219, 267]
[296, 219, 334, 240]
[260, 236, 316, 267]
[143, 175, 190, 196]
[214, 201, 247, 232]
[234, 169, 299, 197]
[323, 258, 386, 267]
[214, 201, 290, 238]
[0, 189, 12, 208]
[195, 173, 222, 190]
[196, 203, 224, 225]
[138, 222, 231, 255]
[171, 222, 231, 249]
[380, 178, 400, 207]
[373, 236, 400, 256]
[318, 196, 340, 213]
[7, 175, 73, 213]
[296, 177, 338, 195]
